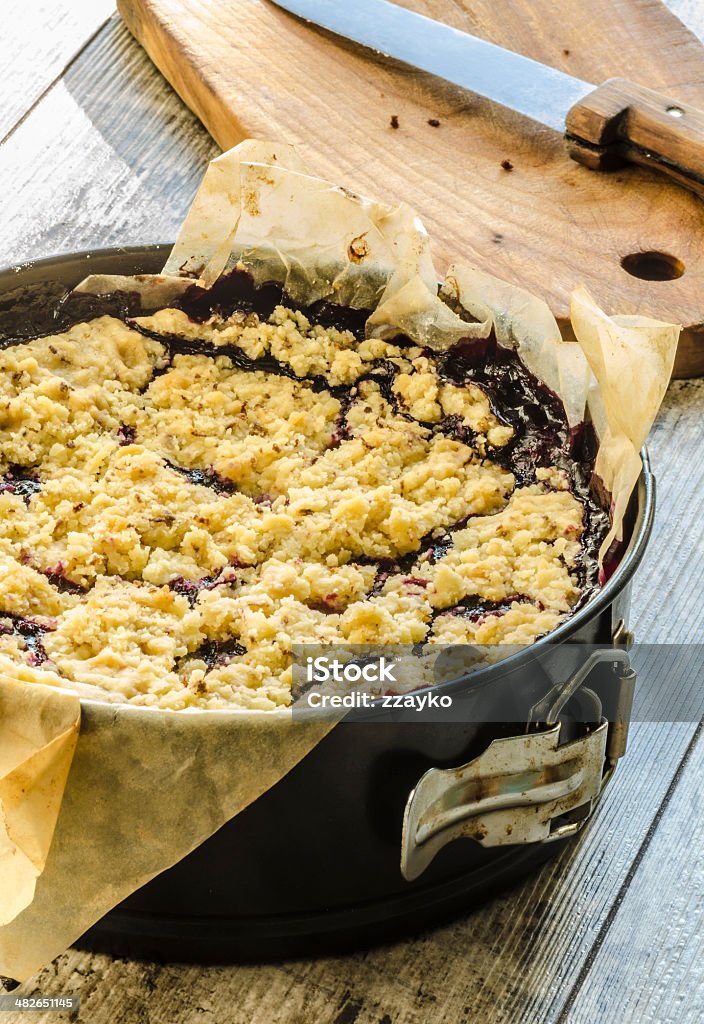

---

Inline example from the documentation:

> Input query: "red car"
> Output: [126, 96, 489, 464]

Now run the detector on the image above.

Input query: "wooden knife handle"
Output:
[565, 77, 704, 198]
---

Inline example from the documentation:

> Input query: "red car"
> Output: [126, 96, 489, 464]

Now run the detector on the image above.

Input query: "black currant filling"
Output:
[0, 465, 41, 503]
[117, 424, 137, 446]
[188, 637, 247, 671]
[165, 461, 238, 496]
[168, 571, 236, 606]
[0, 279, 138, 347]
[0, 614, 53, 666]
[438, 596, 524, 621]
[39, 564, 87, 595]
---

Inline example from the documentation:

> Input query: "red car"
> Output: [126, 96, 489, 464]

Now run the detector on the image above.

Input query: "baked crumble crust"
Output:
[0, 298, 604, 709]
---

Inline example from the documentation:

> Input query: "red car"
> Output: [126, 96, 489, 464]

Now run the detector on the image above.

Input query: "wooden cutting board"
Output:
[119, 0, 704, 376]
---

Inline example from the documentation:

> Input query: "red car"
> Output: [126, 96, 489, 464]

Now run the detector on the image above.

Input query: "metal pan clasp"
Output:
[401, 649, 636, 881]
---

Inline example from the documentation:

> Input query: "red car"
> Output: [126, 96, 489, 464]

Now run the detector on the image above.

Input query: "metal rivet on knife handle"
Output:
[565, 77, 704, 198]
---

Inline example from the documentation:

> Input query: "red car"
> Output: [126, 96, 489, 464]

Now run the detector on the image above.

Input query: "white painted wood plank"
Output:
[630, 379, 704, 643]
[666, 0, 704, 39]
[0, 16, 217, 268]
[564, 726, 704, 1024]
[0, 0, 115, 142]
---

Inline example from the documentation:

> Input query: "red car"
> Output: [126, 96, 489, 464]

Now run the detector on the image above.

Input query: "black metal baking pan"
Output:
[0, 247, 654, 962]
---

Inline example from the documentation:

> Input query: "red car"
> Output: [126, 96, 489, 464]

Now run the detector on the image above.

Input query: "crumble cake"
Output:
[0, 273, 609, 709]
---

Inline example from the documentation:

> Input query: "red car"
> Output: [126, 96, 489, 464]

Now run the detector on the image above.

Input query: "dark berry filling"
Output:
[0, 465, 41, 503]
[438, 596, 523, 621]
[165, 461, 238, 496]
[308, 593, 347, 614]
[190, 637, 247, 670]
[168, 571, 237, 606]
[39, 564, 86, 594]
[117, 424, 137, 446]
[0, 614, 53, 665]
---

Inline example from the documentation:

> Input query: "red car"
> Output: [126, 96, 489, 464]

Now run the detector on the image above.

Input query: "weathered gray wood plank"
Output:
[0, 0, 114, 142]
[563, 724, 704, 1024]
[0, 15, 217, 268]
[630, 379, 704, 642]
[9, 723, 698, 1024]
[667, 0, 704, 37]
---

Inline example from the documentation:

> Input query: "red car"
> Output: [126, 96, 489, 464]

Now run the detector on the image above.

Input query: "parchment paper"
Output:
[570, 286, 679, 555]
[0, 680, 79, 929]
[0, 691, 331, 982]
[0, 139, 680, 981]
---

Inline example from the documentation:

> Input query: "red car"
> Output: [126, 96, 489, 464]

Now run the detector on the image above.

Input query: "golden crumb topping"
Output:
[0, 303, 597, 709]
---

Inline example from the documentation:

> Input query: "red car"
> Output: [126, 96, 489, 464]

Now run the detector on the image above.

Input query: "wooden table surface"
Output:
[1, 2, 702, 1022]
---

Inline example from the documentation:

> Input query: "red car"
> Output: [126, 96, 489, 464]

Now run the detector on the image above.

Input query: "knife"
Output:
[270, 0, 704, 198]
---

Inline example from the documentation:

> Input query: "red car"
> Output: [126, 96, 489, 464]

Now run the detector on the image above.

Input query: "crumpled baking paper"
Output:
[0, 685, 331, 982]
[0, 680, 79, 929]
[0, 139, 680, 981]
[569, 287, 678, 555]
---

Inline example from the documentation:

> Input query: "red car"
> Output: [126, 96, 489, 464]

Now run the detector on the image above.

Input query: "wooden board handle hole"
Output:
[620, 251, 685, 281]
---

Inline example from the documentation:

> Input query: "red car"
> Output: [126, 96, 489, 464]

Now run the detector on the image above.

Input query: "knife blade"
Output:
[272, 0, 592, 132]
[271, 0, 704, 198]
